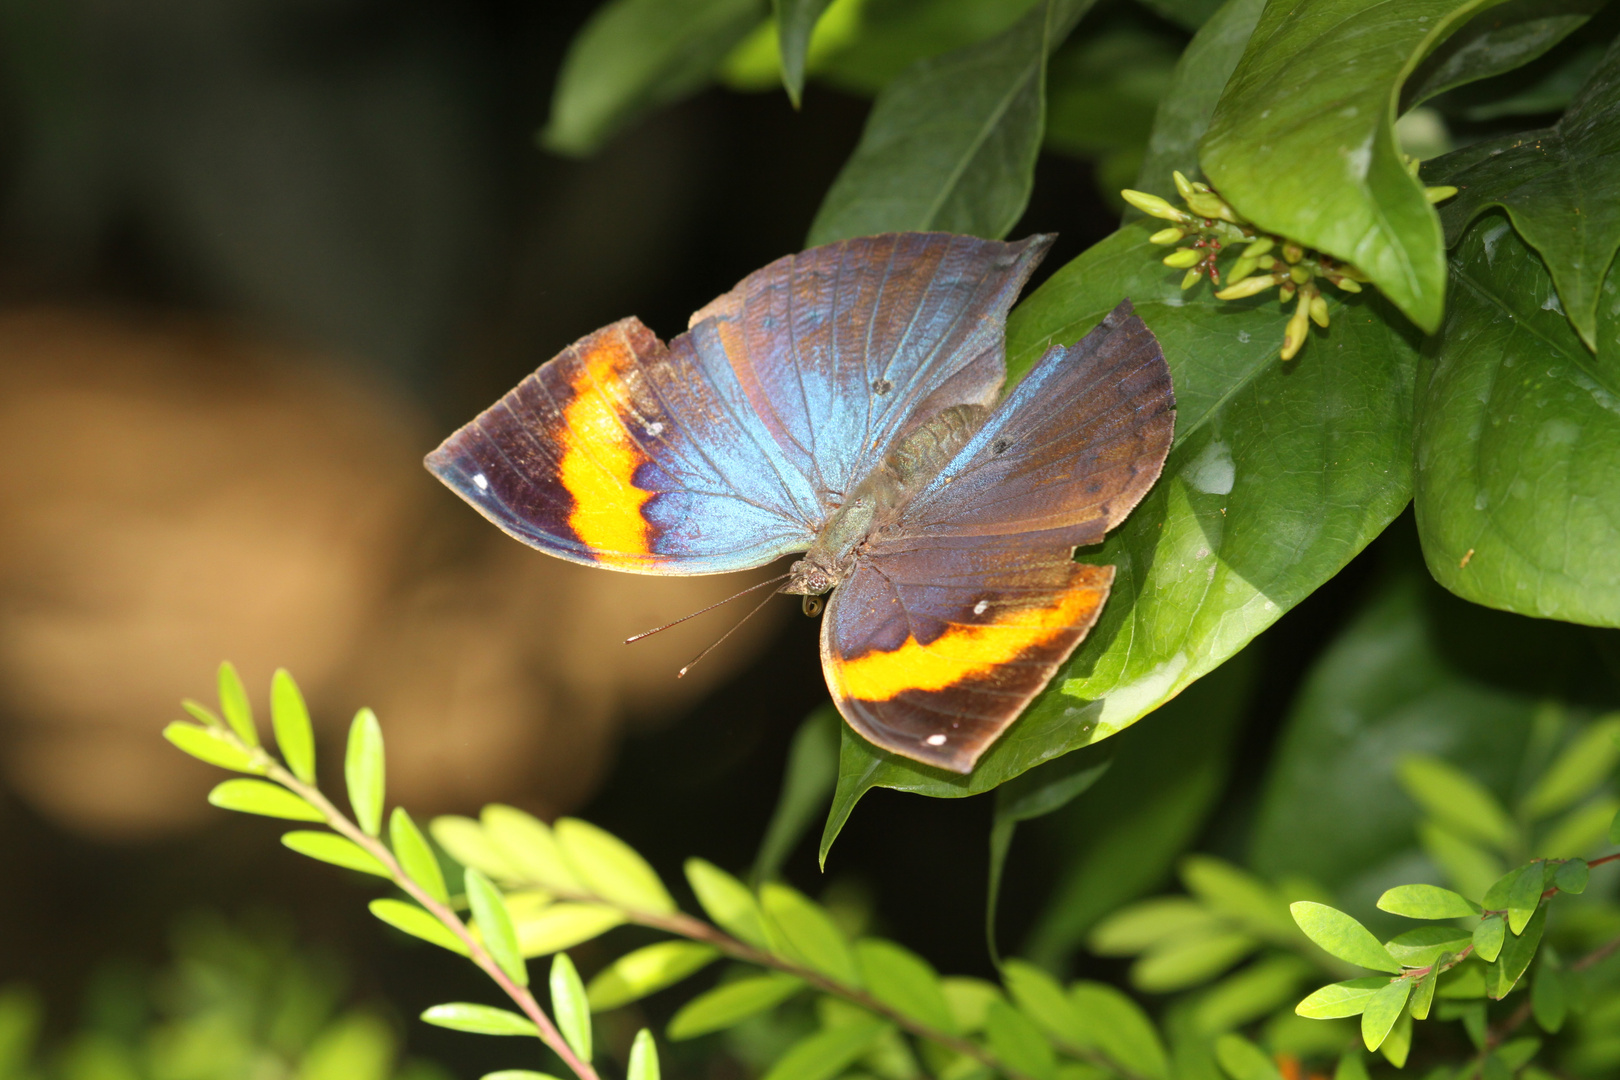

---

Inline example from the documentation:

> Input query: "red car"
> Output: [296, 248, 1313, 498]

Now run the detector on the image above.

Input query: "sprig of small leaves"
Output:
[165, 665, 1172, 1080]
[1120, 170, 1456, 361]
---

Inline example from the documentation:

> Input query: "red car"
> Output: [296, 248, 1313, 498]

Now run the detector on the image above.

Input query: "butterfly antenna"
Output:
[623, 572, 790, 644]
[676, 583, 787, 679]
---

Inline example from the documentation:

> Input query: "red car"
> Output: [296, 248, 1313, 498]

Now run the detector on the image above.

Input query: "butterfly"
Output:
[425, 232, 1174, 773]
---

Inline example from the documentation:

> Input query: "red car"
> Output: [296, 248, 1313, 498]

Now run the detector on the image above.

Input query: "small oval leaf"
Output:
[163, 722, 263, 774]
[550, 953, 591, 1062]
[760, 1015, 890, 1080]
[281, 831, 390, 877]
[270, 668, 316, 783]
[484, 805, 584, 892]
[1295, 977, 1392, 1019]
[1359, 981, 1411, 1052]
[467, 868, 528, 987]
[627, 1028, 659, 1080]
[208, 779, 323, 821]
[369, 898, 470, 956]
[984, 1000, 1055, 1080]
[760, 883, 860, 986]
[421, 1003, 537, 1036]
[1289, 902, 1402, 973]
[585, 942, 719, 1011]
[431, 815, 523, 881]
[390, 807, 449, 904]
[513, 903, 625, 958]
[857, 939, 955, 1034]
[345, 708, 385, 836]
[1473, 916, 1506, 963]
[1554, 858, 1589, 895]
[685, 858, 770, 947]
[667, 974, 804, 1040]
[217, 661, 259, 747]
[555, 818, 674, 913]
[1376, 884, 1479, 920]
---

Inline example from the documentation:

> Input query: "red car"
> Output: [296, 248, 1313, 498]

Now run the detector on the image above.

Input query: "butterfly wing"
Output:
[689, 232, 1052, 503]
[822, 302, 1175, 771]
[426, 316, 822, 574]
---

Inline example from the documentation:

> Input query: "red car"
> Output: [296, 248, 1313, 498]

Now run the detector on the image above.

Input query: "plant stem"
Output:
[258, 754, 602, 1080]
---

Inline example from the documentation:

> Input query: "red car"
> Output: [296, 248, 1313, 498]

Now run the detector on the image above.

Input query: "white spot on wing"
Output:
[647, 421, 665, 436]
[925, 734, 947, 746]
[473, 473, 489, 491]
[973, 600, 989, 616]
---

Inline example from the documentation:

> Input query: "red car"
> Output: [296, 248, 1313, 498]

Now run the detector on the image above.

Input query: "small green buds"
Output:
[1331, 276, 1362, 293]
[1309, 292, 1330, 328]
[1214, 274, 1280, 301]
[1149, 227, 1186, 245]
[1121, 189, 1190, 223]
[1281, 292, 1312, 361]
[1425, 185, 1458, 204]
[1289, 264, 1311, 285]
[1226, 256, 1258, 285]
[1181, 268, 1202, 290]
[1242, 237, 1273, 259]
[1173, 171, 1199, 200]
[1282, 242, 1305, 264]
[1163, 248, 1203, 269]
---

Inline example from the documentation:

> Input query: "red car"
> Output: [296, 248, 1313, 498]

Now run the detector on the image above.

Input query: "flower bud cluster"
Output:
[1121, 171, 1450, 361]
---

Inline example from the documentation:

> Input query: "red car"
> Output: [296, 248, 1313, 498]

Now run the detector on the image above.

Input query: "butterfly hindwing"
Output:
[426, 316, 821, 574]
[690, 232, 1053, 503]
[820, 302, 1175, 772]
[822, 536, 1114, 772]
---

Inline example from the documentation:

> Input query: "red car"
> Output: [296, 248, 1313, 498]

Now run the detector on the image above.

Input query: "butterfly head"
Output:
[783, 555, 839, 617]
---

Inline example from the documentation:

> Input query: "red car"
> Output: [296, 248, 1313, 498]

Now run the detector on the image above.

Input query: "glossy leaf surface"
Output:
[207, 779, 323, 822]
[163, 722, 263, 775]
[1413, 213, 1620, 626]
[1404, 0, 1605, 106]
[420, 1003, 537, 1037]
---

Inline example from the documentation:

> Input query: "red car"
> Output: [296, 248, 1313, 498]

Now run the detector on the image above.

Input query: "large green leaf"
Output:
[775, 0, 834, 106]
[1412, 211, 1620, 625]
[1403, 0, 1606, 107]
[1131, 0, 1267, 204]
[1427, 37, 1620, 350]
[1201, 0, 1512, 332]
[806, 0, 1091, 244]
[541, 0, 764, 157]
[819, 220, 1417, 855]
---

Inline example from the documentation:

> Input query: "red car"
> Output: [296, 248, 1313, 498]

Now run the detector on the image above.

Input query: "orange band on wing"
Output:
[832, 588, 1102, 701]
[559, 331, 654, 567]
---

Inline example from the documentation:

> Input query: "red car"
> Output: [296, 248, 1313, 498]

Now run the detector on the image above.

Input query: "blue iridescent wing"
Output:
[426, 316, 821, 574]
[689, 232, 1052, 503]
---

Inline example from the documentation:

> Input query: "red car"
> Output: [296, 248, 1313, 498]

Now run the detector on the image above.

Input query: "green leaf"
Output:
[181, 699, 224, 729]
[369, 898, 470, 956]
[482, 805, 585, 892]
[467, 869, 527, 987]
[760, 1015, 890, 1080]
[1536, 795, 1620, 858]
[1213, 1033, 1282, 1080]
[1359, 980, 1411, 1052]
[1089, 898, 1222, 955]
[1531, 957, 1567, 1033]
[554, 818, 674, 913]
[1429, 37, 1620, 349]
[685, 859, 770, 947]
[984, 1000, 1056, 1080]
[585, 942, 720, 1011]
[217, 661, 259, 747]
[1378, 1004, 1413, 1067]
[1420, 821, 1506, 902]
[163, 722, 264, 774]
[627, 1029, 659, 1080]
[807, 0, 1091, 244]
[429, 816, 518, 881]
[1486, 903, 1546, 998]
[1334, 1050, 1370, 1080]
[512, 902, 625, 957]
[1506, 863, 1546, 934]
[420, 1003, 537, 1037]
[1180, 856, 1294, 941]
[1397, 755, 1516, 849]
[208, 779, 323, 821]
[775, 0, 832, 105]
[1413, 211, 1620, 626]
[1376, 884, 1480, 920]
[941, 977, 1003, 1034]
[760, 883, 860, 986]
[1523, 715, 1620, 819]
[1190, 954, 1313, 1034]
[1385, 928, 1473, 967]
[754, 706, 840, 884]
[1409, 962, 1439, 1020]
[855, 939, 954, 1033]
[1131, 929, 1261, 993]
[540, 0, 763, 156]
[282, 831, 390, 877]
[550, 953, 591, 1062]
[1066, 982, 1170, 1080]
[345, 709, 385, 837]
[1405, 0, 1605, 105]
[270, 668, 316, 783]
[1001, 960, 1078, 1046]
[1440, 962, 1487, 999]
[1200, 0, 1493, 331]
[1553, 858, 1589, 894]
[823, 216, 1415, 844]
[389, 808, 448, 904]
[666, 973, 805, 1039]
[1131, 0, 1268, 204]
[1290, 903, 1402, 974]
[1473, 916, 1507, 962]
[1296, 978, 1395, 1020]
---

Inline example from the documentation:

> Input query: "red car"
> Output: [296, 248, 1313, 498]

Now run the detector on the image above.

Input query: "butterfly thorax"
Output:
[784, 403, 991, 599]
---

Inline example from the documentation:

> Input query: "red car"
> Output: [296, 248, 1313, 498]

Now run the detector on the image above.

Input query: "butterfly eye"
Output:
[801, 595, 825, 617]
